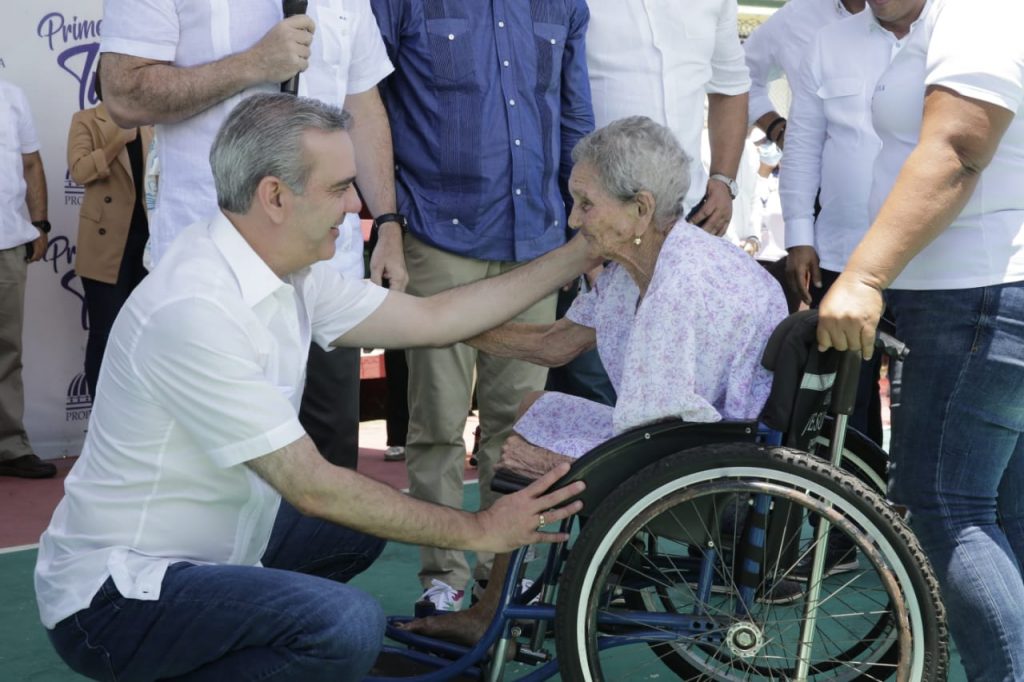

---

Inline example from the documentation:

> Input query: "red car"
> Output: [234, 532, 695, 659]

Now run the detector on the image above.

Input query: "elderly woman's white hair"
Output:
[571, 116, 691, 230]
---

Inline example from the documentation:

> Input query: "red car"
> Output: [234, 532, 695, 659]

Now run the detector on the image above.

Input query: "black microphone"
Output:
[280, 0, 309, 95]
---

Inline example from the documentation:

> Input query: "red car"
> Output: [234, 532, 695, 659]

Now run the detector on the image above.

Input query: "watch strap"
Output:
[371, 213, 408, 232]
[709, 173, 738, 199]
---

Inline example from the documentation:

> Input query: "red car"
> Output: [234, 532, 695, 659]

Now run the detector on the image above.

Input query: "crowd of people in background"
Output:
[0, 0, 1021, 679]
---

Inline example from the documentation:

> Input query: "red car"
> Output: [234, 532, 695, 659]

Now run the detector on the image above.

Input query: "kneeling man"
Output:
[35, 94, 590, 682]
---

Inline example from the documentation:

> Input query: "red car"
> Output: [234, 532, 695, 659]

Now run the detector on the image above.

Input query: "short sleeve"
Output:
[565, 269, 613, 330]
[307, 264, 389, 348]
[707, 0, 751, 96]
[926, 0, 1024, 113]
[101, 0, 181, 62]
[133, 298, 306, 468]
[346, 0, 395, 94]
[13, 87, 40, 154]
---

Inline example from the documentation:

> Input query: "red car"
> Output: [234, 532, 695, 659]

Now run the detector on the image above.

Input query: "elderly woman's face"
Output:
[567, 163, 638, 261]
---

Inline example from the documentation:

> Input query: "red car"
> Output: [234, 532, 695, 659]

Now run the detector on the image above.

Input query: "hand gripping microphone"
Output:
[280, 0, 309, 95]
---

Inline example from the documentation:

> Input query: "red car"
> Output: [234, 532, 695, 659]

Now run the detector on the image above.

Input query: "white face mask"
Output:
[758, 142, 783, 168]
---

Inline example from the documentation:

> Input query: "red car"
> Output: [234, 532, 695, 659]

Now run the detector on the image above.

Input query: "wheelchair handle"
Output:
[831, 325, 909, 417]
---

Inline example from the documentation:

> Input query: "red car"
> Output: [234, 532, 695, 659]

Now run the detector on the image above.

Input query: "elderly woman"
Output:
[404, 116, 787, 644]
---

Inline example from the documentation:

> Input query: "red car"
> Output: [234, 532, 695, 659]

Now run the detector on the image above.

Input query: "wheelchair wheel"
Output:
[554, 443, 947, 681]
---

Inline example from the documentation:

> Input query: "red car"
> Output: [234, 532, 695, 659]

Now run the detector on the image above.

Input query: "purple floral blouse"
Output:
[514, 220, 787, 458]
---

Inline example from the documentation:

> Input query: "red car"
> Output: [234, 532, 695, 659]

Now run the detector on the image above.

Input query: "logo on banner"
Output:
[65, 170, 84, 206]
[66, 372, 92, 421]
[37, 12, 101, 110]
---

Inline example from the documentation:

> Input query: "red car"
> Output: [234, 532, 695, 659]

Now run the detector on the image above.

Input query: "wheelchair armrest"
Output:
[491, 419, 758, 512]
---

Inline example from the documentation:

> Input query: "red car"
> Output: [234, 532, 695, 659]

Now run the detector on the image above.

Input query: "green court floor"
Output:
[0, 482, 968, 680]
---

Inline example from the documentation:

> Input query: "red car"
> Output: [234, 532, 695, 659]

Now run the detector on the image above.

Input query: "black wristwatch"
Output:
[370, 213, 408, 240]
[32, 219, 52, 234]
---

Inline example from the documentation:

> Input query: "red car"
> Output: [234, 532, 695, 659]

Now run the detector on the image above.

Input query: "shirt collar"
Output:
[209, 211, 293, 308]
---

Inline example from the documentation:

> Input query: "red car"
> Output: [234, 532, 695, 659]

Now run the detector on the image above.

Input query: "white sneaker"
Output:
[419, 579, 465, 612]
[384, 446, 405, 462]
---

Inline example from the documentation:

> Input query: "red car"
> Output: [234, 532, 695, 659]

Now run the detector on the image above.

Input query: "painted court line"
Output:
[0, 543, 38, 555]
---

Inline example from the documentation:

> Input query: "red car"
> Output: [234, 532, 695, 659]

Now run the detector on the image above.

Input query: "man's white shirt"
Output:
[779, 9, 910, 272]
[0, 80, 42, 250]
[869, 0, 1024, 290]
[100, 0, 393, 275]
[34, 213, 387, 628]
[743, 0, 856, 126]
[585, 0, 750, 211]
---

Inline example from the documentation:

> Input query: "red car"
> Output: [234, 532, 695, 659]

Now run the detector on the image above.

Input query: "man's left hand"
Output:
[26, 230, 48, 263]
[369, 224, 408, 292]
[816, 273, 885, 360]
[690, 180, 733, 237]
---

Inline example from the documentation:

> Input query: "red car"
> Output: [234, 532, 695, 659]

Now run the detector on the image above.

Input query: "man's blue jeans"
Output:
[47, 501, 387, 681]
[887, 282, 1024, 681]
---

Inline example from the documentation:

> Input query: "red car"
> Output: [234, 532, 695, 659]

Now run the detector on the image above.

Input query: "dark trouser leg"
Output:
[299, 344, 360, 469]
[81, 216, 149, 395]
[384, 349, 409, 448]
[544, 280, 616, 406]
[48, 503, 386, 681]
[887, 284, 1024, 680]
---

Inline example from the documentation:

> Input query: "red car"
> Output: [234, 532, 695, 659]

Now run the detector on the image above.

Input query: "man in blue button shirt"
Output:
[370, 0, 594, 609]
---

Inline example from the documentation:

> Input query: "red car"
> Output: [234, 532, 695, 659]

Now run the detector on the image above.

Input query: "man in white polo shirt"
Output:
[35, 94, 590, 682]
[0, 78, 55, 480]
[818, 0, 1024, 677]
[99, 0, 407, 471]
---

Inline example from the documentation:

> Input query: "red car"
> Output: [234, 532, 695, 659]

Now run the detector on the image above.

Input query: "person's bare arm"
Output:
[22, 151, 48, 263]
[345, 87, 407, 291]
[100, 15, 315, 127]
[467, 318, 596, 367]
[334, 234, 597, 349]
[246, 435, 585, 553]
[818, 87, 1014, 357]
[690, 92, 749, 236]
[754, 111, 786, 149]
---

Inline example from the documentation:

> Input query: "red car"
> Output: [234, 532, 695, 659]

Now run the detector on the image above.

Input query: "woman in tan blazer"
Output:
[67, 72, 154, 396]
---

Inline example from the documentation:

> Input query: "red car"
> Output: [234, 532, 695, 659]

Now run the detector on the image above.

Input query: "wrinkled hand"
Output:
[816, 273, 885, 360]
[689, 181, 733, 237]
[786, 245, 822, 306]
[26, 230, 48, 263]
[474, 462, 585, 553]
[249, 15, 315, 84]
[120, 127, 138, 145]
[369, 225, 408, 292]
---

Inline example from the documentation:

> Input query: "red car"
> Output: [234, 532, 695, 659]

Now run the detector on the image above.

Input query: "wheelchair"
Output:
[369, 311, 948, 681]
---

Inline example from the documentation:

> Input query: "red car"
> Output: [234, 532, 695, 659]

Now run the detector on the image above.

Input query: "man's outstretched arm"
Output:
[247, 434, 585, 554]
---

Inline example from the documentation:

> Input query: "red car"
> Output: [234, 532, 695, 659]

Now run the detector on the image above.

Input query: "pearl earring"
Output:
[633, 236, 642, 246]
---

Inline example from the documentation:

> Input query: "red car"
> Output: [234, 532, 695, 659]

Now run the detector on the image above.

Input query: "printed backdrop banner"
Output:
[1, 2, 104, 457]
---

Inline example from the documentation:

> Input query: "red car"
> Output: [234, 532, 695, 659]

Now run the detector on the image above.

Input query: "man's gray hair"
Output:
[571, 116, 691, 229]
[210, 93, 352, 213]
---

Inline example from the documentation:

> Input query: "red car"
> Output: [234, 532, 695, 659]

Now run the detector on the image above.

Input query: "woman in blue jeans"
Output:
[816, 0, 1024, 678]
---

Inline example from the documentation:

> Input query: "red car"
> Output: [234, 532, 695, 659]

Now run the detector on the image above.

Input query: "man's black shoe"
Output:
[0, 454, 57, 479]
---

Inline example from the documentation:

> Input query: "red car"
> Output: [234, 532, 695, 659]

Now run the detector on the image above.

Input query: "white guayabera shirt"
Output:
[35, 213, 387, 629]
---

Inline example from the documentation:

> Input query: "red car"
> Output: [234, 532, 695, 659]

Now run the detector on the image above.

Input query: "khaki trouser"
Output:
[403, 235, 556, 590]
[0, 245, 32, 461]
